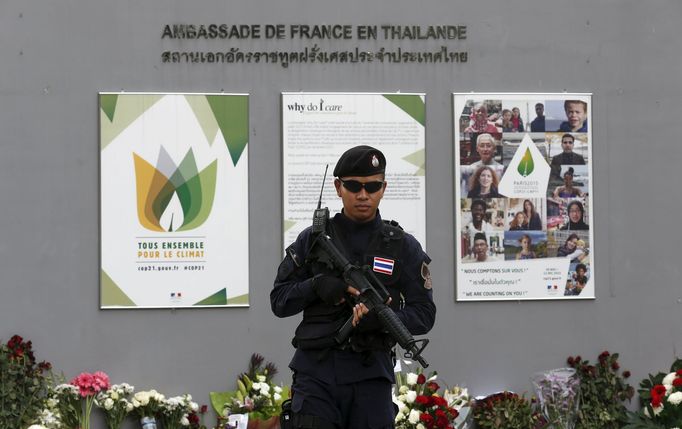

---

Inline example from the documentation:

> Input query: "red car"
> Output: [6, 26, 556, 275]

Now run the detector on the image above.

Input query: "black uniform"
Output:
[271, 211, 435, 429]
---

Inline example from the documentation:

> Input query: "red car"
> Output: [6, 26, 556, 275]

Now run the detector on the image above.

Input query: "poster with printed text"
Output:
[100, 93, 249, 308]
[454, 93, 594, 301]
[282, 92, 426, 251]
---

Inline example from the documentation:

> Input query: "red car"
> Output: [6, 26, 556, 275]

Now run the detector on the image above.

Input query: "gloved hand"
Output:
[312, 274, 348, 305]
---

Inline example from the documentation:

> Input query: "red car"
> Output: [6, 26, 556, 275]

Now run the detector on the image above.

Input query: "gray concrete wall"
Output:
[2, 0, 681, 426]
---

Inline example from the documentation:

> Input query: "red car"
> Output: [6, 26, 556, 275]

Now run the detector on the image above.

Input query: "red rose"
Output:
[651, 394, 662, 408]
[567, 356, 575, 366]
[200, 404, 208, 414]
[420, 414, 434, 424]
[436, 416, 449, 428]
[188, 413, 200, 424]
[435, 409, 447, 418]
[652, 385, 667, 396]
[427, 381, 440, 392]
[450, 408, 459, 419]
[623, 370, 631, 378]
[599, 350, 610, 359]
[677, 369, 682, 377]
[673, 378, 682, 387]
[433, 396, 448, 407]
[611, 361, 620, 370]
[416, 395, 430, 405]
[417, 374, 427, 385]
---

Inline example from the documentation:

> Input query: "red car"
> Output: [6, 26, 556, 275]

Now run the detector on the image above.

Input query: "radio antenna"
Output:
[316, 165, 329, 210]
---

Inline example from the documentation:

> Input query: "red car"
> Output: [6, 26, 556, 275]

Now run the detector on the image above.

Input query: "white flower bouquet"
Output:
[158, 393, 199, 429]
[95, 383, 135, 429]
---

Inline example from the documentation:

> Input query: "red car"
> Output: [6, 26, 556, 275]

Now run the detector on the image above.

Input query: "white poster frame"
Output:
[453, 93, 595, 301]
[100, 92, 250, 309]
[282, 92, 427, 252]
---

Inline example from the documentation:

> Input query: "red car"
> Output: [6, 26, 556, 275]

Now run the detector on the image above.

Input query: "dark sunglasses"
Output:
[339, 179, 385, 193]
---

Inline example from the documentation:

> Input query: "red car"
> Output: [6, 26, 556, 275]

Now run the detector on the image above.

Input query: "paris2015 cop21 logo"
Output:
[133, 146, 217, 232]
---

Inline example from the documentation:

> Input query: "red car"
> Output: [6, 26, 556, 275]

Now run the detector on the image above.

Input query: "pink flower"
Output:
[70, 371, 110, 397]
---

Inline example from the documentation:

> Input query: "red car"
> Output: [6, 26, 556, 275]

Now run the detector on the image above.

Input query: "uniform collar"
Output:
[336, 210, 382, 231]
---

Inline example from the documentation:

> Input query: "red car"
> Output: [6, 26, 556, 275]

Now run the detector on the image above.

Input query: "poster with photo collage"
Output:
[454, 93, 594, 301]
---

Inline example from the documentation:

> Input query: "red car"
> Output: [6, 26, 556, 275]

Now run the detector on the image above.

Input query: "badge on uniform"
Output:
[421, 261, 433, 290]
[373, 257, 394, 275]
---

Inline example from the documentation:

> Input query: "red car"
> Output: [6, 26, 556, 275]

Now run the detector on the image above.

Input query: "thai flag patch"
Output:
[373, 257, 395, 275]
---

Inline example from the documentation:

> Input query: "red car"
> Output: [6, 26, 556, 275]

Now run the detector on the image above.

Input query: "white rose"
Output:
[125, 401, 134, 412]
[405, 390, 417, 404]
[274, 386, 283, 394]
[399, 385, 409, 394]
[274, 393, 282, 402]
[668, 392, 682, 405]
[27, 425, 48, 429]
[406, 373, 418, 386]
[644, 404, 664, 417]
[257, 375, 266, 382]
[417, 424, 426, 429]
[110, 391, 119, 401]
[663, 372, 677, 387]
[395, 411, 405, 422]
[408, 409, 421, 424]
[191, 401, 199, 411]
[180, 415, 190, 426]
[132, 399, 141, 408]
[260, 383, 270, 394]
[104, 398, 115, 410]
[252, 383, 261, 391]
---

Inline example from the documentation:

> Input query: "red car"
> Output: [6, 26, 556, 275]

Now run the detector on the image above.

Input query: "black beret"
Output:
[333, 145, 386, 177]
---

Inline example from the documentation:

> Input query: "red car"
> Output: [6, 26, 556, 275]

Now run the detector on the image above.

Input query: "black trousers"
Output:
[291, 372, 395, 429]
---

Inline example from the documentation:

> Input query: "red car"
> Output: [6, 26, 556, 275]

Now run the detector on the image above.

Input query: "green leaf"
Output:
[209, 391, 238, 416]
[517, 148, 534, 177]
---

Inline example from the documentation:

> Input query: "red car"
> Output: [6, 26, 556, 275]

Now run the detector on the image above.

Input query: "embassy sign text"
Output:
[162, 24, 467, 41]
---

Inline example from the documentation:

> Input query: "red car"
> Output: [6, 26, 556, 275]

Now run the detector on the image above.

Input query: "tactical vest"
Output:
[292, 220, 405, 352]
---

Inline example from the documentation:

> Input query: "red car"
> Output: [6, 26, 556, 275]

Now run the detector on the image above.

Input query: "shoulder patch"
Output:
[421, 262, 432, 290]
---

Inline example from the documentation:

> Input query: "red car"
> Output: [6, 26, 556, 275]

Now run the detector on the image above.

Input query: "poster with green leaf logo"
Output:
[453, 93, 594, 301]
[100, 93, 249, 308]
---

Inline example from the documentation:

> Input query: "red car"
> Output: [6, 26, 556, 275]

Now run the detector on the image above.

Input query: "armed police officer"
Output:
[271, 145, 436, 429]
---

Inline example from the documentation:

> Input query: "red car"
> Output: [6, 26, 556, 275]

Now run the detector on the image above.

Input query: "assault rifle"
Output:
[308, 166, 429, 368]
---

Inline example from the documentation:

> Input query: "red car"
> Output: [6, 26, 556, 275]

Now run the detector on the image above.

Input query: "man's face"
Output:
[535, 104, 544, 116]
[473, 239, 488, 261]
[471, 204, 486, 223]
[577, 267, 586, 276]
[477, 138, 495, 163]
[561, 137, 575, 153]
[565, 103, 586, 130]
[334, 173, 386, 223]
